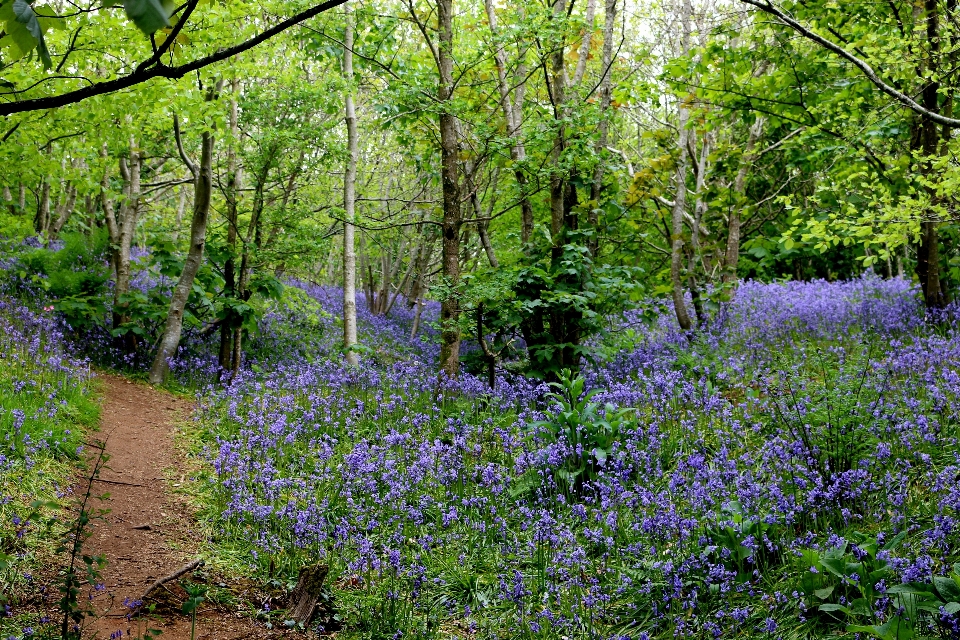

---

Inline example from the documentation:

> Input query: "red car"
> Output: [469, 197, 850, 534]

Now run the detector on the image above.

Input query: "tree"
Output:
[738, 0, 958, 307]
[149, 85, 221, 384]
[343, 4, 360, 367]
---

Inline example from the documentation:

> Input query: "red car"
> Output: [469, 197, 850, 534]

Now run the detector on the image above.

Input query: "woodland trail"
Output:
[81, 374, 285, 640]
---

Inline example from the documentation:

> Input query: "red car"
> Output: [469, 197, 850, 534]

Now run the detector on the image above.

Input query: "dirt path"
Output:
[84, 374, 282, 640]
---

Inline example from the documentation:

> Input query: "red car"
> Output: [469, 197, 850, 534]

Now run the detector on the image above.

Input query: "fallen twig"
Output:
[141, 559, 204, 602]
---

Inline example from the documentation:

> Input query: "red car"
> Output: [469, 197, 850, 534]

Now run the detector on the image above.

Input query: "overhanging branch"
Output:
[0, 0, 348, 116]
[740, 0, 960, 128]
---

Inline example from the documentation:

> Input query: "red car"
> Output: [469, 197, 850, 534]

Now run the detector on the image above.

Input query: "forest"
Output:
[2, 0, 960, 638]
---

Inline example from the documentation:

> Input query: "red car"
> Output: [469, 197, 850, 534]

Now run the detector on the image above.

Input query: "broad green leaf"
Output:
[934, 576, 960, 603]
[12, 0, 51, 68]
[818, 603, 850, 614]
[813, 586, 834, 600]
[123, 0, 171, 35]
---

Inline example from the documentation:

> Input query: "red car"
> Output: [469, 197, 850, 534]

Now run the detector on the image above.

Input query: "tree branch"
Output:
[739, 0, 960, 127]
[0, 0, 348, 116]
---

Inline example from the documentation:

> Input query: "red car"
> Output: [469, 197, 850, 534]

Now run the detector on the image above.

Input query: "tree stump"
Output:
[288, 563, 329, 627]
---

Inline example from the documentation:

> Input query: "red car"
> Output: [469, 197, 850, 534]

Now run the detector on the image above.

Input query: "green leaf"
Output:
[592, 447, 608, 465]
[881, 530, 907, 551]
[943, 602, 960, 615]
[934, 576, 960, 603]
[507, 468, 540, 499]
[123, 0, 171, 35]
[819, 556, 848, 579]
[818, 603, 850, 614]
[813, 586, 835, 600]
[12, 0, 50, 67]
[847, 618, 913, 640]
[886, 583, 935, 598]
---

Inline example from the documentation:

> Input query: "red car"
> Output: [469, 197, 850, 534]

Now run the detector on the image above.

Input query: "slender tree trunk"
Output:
[484, 0, 534, 245]
[218, 85, 242, 372]
[688, 130, 711, 327]
[670, 115, 693, 332]
[436, 0, 463, 378]
[50, 183, 78, 238]
[149, 126, 215, 384]
[670, 0, 694, 331]
[588, 0, 619, 258]
[35, 181, 50, 237]
[112, 142, 142, 350]
[84, 195, 95, 234]
[342, 5, 360, 365]
[917, 0, 946, 308]
[723, 116, 764, 286]
[172, 184, 188, 244]
[463, 157, 499, 268]
[101, 147, 119, 280]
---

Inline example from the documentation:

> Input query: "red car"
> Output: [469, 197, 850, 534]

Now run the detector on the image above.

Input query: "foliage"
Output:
[527, 370, 634, 493]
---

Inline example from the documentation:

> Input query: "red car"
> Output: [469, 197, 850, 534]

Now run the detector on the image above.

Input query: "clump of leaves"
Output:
[531, 371, 633, 493]
[790, 531, 960, 638]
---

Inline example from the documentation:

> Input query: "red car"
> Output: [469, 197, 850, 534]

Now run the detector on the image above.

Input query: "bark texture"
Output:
[149, 117, 215, 384]
[343, 4, 360, 366]
[722, 116, 764, 286]
[436, 0, 463, 378]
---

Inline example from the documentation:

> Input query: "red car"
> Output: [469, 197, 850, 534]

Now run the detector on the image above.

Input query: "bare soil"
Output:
[83, 373, 290, 640]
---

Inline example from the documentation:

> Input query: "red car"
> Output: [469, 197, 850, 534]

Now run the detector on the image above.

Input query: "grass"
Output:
[0, 302, 101, 639]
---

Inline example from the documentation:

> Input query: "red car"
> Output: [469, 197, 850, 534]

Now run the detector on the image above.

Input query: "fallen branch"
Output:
[141, 559, 204, 602]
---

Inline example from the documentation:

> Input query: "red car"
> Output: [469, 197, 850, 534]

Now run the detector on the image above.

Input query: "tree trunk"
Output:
[670, 116, 693, 332]
[722, 116, 764, 286]
[688, 130, 711, 327]
[149, 127, 214, 384]
[343, 4, 360, 366]
[483, 0, 534, 245]
[112, 142, 142, 350]
[670, 0, 694, 332]
[50, 182, 78, 238]
[171, 184, 188, 244]
[917, 0, 947, 308]
[436, 0, 463, 378]
[219, 83, 242, 372]
[35, 180, 50, 237]
[588, 0, 619, 258]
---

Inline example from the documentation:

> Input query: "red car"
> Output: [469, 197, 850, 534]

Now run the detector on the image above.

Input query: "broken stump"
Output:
[288, 562, 329, 626]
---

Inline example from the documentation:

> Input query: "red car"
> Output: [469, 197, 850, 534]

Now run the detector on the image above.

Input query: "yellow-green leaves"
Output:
[123, 0, 173, 35]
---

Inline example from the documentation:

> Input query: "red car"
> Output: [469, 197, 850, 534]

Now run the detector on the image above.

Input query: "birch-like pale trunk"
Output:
[670, 103, 693, 332]
[722, 116, 764, 285]
[149, 116, 215, 384]
[343, 4, 360, 366]
[483, 0, 534, 244]
[670, 0, 694, 332]
[688, 130, 711, 326]
[112, 140, 142, 348]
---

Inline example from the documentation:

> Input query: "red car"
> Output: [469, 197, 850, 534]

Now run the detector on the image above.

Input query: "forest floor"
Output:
[81, 374, 289, 640]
